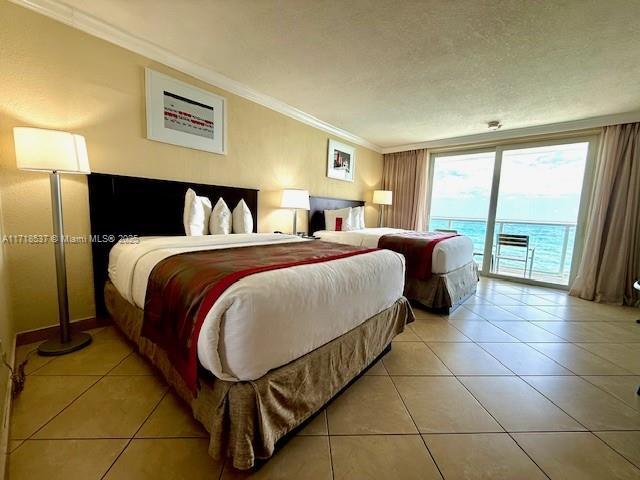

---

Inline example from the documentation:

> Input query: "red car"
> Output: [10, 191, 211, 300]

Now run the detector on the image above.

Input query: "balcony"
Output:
[430, 216, 577, 285]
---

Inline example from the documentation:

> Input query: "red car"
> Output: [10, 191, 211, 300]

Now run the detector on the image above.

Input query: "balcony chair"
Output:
[493, 234, 536, 278]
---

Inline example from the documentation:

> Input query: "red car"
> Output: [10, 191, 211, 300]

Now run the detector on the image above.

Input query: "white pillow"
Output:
[350, 206, 365, 230]
[209, 197, 232, 234]
[324, 207, 353, 231]
[183, 188, 212, 236]
[232, 199, 253, 233]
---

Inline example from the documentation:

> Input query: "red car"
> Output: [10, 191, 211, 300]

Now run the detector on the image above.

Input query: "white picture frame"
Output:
[145, 68, 227, 154]
[327, 139, 356, 182]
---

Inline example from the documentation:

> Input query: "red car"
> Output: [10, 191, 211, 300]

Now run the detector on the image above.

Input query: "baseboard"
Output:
[0, 336, 15, 477]
[15, 316, 111, 346]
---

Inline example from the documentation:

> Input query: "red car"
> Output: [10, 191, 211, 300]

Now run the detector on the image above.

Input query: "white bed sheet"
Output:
[313, 228, 474, 273]
[108, 233, 405, 382]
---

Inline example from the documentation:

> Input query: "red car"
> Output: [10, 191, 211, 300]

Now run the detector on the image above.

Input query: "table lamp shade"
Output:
[373, 190, 392, 205]
[14, 127, 90, 174]
[280, 189, 310, 210]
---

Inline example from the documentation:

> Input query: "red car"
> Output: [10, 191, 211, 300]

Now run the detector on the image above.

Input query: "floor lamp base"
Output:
[37, 331, 92, 356]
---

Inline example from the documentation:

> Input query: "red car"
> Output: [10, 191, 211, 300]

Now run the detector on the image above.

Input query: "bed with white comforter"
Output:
[108, 233, 405, 381]
[314, 227, 474, 274]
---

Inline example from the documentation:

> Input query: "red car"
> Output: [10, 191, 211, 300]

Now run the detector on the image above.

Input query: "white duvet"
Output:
[108, 234, 405, 382]
[314, 228, 474, 274]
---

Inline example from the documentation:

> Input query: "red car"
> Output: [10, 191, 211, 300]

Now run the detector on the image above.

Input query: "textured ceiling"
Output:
[57, 0, 640, 148]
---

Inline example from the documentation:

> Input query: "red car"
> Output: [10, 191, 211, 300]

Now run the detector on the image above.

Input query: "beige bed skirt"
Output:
[104, 281, 413, 470]
[405, 261, 479, 311]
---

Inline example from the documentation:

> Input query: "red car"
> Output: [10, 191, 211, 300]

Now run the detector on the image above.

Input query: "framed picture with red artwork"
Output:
[145, 68, 227, 155]
[327, 139, 355, 182]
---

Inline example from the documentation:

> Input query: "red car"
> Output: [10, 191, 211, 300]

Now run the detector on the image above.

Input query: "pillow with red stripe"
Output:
[324, 207, 352, 231]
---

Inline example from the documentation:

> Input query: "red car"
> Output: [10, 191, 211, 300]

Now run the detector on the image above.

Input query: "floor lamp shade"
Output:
[280, 189, 310, 234]
[372, 190, 392, 227]
[372, 190, 392, 206]
[13, 127, 92, 356]
[14, 127, 90, 174]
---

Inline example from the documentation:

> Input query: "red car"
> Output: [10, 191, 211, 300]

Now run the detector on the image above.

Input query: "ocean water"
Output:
[430, 218, 576, 281]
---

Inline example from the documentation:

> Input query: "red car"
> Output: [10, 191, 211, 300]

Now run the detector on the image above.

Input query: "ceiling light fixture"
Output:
[487, 120, 502, 131]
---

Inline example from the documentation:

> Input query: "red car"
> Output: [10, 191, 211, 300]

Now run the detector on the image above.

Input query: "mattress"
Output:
[108, 233, 405, 382]
[314, 228, 474, 274]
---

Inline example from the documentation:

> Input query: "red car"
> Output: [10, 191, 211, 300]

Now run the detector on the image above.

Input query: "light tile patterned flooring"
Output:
[7, 278, 640, 479]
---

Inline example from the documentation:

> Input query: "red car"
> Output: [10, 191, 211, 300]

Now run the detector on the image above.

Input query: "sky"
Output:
[430, 143, 589, 224]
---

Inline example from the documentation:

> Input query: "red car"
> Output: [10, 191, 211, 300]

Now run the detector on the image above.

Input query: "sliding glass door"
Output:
[428, 150, 495, 271]
[491, 142, 590, 284]
[428, 137, 596, 287]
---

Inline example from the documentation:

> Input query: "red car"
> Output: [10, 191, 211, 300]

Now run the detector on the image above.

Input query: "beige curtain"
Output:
[570, 122, 640, 306]
[382, 149, 429, 230]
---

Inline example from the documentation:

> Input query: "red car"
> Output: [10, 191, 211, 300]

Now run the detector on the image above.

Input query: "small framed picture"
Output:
[327, 139, 356, 182]
[145, 68, 227, 154]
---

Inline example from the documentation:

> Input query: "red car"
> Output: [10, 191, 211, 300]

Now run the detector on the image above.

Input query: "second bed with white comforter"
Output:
[314, 227, 474, 273]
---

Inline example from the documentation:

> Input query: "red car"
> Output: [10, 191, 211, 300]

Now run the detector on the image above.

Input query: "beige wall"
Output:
[0, 0, 383, 333]
[0, 193, 15, 463]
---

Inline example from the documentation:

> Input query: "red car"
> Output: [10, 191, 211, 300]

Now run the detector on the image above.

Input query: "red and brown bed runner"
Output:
[142, 240, 377, 393]
[378, 231, 458, 281]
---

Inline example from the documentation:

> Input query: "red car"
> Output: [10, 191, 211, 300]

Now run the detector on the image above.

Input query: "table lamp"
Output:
[13, 127, 93, 355]
[280, 189, 310, 235]
[372, 190, 392, 227]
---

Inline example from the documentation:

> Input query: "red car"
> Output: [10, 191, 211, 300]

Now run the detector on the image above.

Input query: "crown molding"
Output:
[381, 111, 640, 153]
[10, 0, 383, 153]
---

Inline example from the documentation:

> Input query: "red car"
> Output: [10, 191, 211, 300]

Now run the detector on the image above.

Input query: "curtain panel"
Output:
[381, 149, 429, 230]
[570, 122, 640, 306]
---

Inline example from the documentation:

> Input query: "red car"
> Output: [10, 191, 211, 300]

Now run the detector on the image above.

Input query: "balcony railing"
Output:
[430, 216, 577, 284]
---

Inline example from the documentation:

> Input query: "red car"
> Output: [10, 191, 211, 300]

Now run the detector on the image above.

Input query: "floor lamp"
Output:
[13, 127, 93, 356]
[373, 190, 392, 227]
[280, 189, 310, 235]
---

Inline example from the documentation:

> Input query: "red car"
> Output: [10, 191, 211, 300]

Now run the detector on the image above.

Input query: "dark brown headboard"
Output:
[88, 172, 259, 314]
[308, 196, 365, 234]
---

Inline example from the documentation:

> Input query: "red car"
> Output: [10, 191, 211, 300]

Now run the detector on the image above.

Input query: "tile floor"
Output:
[7, 277, 640, 479]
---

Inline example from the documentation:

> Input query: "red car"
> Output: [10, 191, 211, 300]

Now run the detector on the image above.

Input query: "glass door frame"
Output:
[427, 146, 497, 272]
[427, 134, 599, 289]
